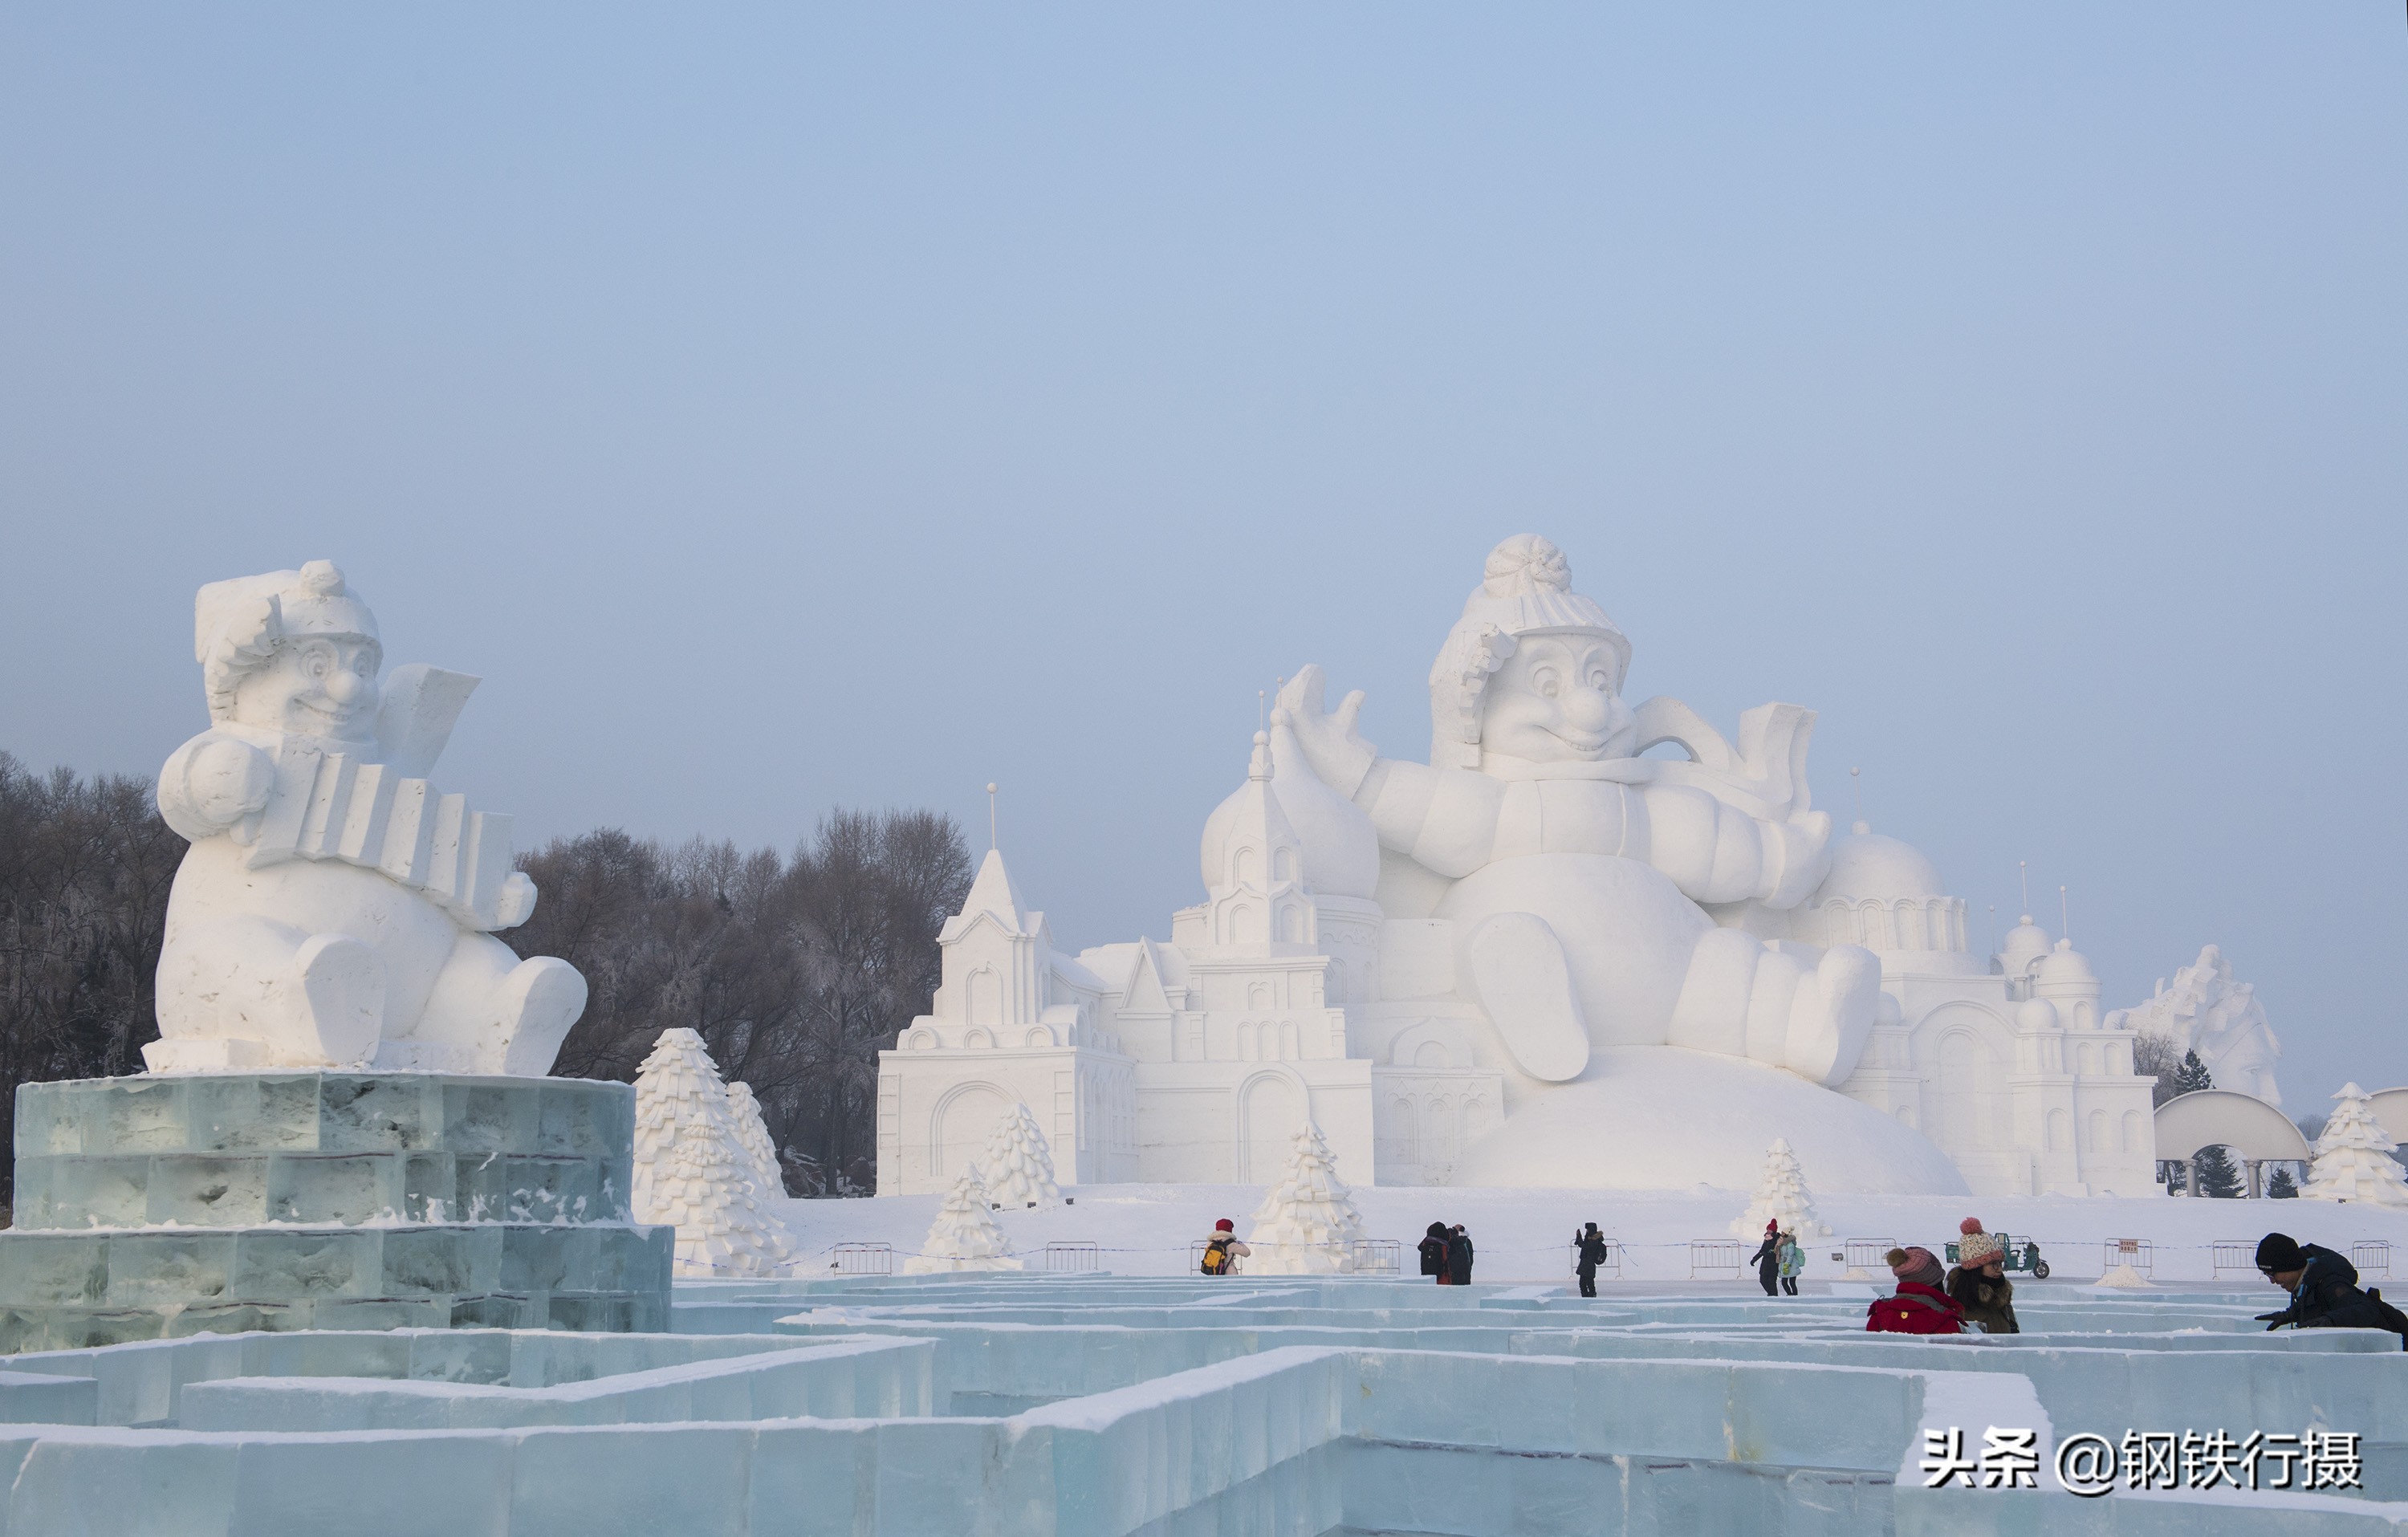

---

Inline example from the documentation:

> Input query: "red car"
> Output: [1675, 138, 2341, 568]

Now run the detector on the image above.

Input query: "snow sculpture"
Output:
[1244, 1121, 1369, 1274]
[1729, 1137, 1831, 1238]
[632, 1029, 801, 1275]
[979, 1104, 1063, 1209]
[146, 561, 584, 1074]
[1276, 535, 1878, 1088]
[725, 1080, 788, 1200]
[2109, 945, 2282, 1107]
[903, 1169, 1025, 1272]
[2300, 1084, 2408, 1206]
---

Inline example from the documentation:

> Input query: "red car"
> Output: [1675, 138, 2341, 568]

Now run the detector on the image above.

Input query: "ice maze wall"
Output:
[2, 1275, 2406, 1534]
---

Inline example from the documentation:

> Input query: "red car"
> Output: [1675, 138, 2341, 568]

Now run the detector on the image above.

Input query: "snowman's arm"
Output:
[1641, 785, 1830, 908]
[156, 731, 275, 844]
[1353, 759, 1507, 879]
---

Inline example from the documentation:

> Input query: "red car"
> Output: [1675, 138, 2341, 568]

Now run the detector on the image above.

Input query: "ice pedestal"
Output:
[0, 1072, 671, 1350]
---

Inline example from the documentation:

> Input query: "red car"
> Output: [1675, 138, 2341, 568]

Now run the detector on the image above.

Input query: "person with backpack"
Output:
[1945, 1222, 2019, 1333]
[1446, 1224, 1475, 1286]
[1865, 1246, 1967, 1334]
[1775, 1230, 1804, 1296]
[1573, 1223, 1609, 1298]
[1199, 1218, 1249, 1276]
[2255, 1232, 2408, 1346]
[1748, 1220, 1781, 1296]
[1419, 1222, 1453, 1283]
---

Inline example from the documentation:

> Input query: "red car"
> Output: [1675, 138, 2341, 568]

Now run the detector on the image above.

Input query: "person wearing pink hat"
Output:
[1865, 1246, 1967, 1334]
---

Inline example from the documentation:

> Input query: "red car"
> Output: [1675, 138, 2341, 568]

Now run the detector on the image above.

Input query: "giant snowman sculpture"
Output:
[148, 560, 585, 1074]
[879, 535, 2162, 1197]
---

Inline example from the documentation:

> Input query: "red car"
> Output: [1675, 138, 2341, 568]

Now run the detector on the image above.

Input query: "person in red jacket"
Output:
[1866, 1246, 1967, 1335]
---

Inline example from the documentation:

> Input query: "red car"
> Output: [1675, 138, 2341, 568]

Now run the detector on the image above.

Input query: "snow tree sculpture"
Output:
[2300, 1084, 2408, 1206]
[978, 1104, 1063, 1209]
[631, 1028, 801, 1276]
[1243, 1122, 1368, 1275]
[902, 1169, 1025, 1273]
[1729, 1137, 1831, 1238]
[724, 1080, 787, 1201]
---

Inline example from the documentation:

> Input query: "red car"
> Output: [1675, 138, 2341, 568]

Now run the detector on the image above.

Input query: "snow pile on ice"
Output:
[978, 1103, 1063, 1209]
[2300, 1083, 2408, 1207]
[1729, 1136, 1831, 1238]
[2093, 1263, 2153, 1288]
[723, 1080, 787, 1200]
[632, 1028, 801, 1276]
[904, 1169, 1024, 1272]
[1244, 1121, 1368, 1274]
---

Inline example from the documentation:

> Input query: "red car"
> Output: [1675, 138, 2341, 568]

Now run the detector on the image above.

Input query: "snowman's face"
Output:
[1479, 631, 1635, 764]
[230, 634, 383, 742]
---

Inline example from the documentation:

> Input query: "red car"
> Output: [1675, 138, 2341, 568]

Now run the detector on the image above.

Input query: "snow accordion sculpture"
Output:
[148, 560, 584, 1074]
[631, 1030, 802, 1276]
[1245, 1122, 1368, 1274]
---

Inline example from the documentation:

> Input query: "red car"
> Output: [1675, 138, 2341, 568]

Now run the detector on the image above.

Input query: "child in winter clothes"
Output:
[1866, 1246, 1967, 1334]
[1776, 1232, 1805, 1296]
[1945, 1220, 2019, 1333]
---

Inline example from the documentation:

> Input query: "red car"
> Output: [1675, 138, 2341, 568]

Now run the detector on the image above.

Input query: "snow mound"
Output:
[1450, 1047, 1970, 1195]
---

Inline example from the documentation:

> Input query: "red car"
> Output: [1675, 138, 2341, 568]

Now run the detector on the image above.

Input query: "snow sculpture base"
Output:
[1446, 1047, 1971, 1195]
[0, 1071, 672, 1351]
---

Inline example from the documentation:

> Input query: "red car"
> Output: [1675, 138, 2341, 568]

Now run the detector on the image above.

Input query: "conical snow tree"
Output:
[724, 1080, 787, 1201]
[631, 1029, 802, 1276]
[902, 1169, 1025, 1273]
[1243, 1122, 1368, 1275]
[978, 1104, 1063, 1209]
[1729, 1138, 1832, 1238]
[2300, 1084, 2408, 1206]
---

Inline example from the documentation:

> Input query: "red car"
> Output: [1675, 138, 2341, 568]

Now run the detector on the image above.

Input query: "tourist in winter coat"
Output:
[1776, 1232, 1804, 1297]
[1865, 1246, 1967, 1335]
[2255, 1232, 2403, 1343]
[1574, 1223, 1610, 1298]
[1446, 1225, 1476, 1286]
[1420, 1222, 1453, 1283]
[1748, 1221, 1781, 1297]
[1944, 1224, 2019, 1333]
[1200, 1218, 1250, 1276]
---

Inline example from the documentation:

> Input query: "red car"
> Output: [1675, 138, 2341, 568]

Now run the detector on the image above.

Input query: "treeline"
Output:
[509, 813, 972, 1195]
[0, 750, 970, 1200]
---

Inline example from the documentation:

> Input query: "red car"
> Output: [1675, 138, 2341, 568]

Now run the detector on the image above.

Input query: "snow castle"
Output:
[879, 535, 2161, 1199]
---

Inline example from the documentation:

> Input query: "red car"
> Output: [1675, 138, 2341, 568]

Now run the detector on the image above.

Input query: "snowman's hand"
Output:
[1273, 665, 1377, 796]
[187, 737, 276, 829]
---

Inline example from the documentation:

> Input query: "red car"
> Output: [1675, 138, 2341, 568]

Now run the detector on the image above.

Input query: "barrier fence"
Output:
[1350, 1239, 1402, 1275]
[831, 1242, 893, 1275]
[2104, 1238, 2154, 1277]
[2352, 1239, 2391, 1279]
[1688, 1239, 1742, 1279]
[1044, 1241, 1101, 1273]
[2211, 1239, 2259, 1278]
[1842, 1239, 1899, 1279]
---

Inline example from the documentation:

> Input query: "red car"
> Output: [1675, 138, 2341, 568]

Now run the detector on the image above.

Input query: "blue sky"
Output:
[3, 6, 2403, 1105]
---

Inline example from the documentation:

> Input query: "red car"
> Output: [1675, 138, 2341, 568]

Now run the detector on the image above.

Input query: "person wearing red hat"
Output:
[1747, 1220, 1781, 1297]
[1199, 1218, 1249, 1276]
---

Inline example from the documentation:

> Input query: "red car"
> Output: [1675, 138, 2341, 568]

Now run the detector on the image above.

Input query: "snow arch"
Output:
[2153, 1088, 2308, 1163]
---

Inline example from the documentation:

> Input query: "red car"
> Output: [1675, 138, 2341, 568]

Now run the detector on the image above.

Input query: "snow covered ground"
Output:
[778, 1183, 2408, 1287]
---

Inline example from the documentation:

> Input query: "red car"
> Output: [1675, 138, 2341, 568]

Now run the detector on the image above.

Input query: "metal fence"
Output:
[2102, 1238, 2153, 1277]
[2353, 1240, 2392, 1279]
[1688, 1239, 1742, 1279]
[831, 1242, 893, 1275]
[1842, 1239, 1898, 1279]
[2211, 1239, 2260, 1278]
[1044, 1241, 1101, 1273]
[1349, 1239, 1402, 1275]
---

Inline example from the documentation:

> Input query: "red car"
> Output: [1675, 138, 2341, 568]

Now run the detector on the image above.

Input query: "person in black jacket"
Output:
[1446, 1224, 1475, 1286]
[1748, 1220, 1780, 1297]
[2255, 1232, 2402, 1341]
[1419, 1222, 1453, 1284]
[1573, 1223, 1609, 1298]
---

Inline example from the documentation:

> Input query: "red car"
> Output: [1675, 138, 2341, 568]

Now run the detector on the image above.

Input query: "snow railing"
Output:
[830, 1242, 894, 1275]
[2103, 1238, 2154, 1278]
[1688, 1239, 1743, 1279]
